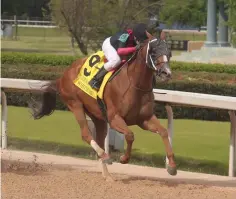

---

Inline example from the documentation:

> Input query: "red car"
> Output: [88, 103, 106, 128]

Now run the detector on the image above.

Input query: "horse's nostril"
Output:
[161, 71, 171, 79]
[162, 71, 171, 76]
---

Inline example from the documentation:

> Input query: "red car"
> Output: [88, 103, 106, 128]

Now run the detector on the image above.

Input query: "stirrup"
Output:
[89, 77, 103, 90]
[89, 78, 98, 87]
[89, 67, 107, 89]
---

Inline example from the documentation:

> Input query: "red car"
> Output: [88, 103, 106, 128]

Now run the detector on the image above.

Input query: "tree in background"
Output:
[1, 0, 51, 19]
[222, 0, 236, 46]
[50, 0, 161, 55]
[158, 0, 236, 46]
[159, 0, 207, 29]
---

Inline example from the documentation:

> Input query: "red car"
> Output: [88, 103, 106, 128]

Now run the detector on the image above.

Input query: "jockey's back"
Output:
[110, 29, 136, 50]
[88, 25, 148, 90]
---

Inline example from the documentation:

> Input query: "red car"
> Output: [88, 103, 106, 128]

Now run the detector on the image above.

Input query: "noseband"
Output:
[138, 38, 170, 76]
[128, 37, 170, 93]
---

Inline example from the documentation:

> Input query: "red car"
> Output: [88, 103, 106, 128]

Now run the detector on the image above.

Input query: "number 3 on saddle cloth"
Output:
[73, 50, 126, 101]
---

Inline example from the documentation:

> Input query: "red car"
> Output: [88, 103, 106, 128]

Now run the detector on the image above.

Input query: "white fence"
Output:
[1, 18, 207, 31]
[1, 78, 236, 177]
[1, 19, 57, 28]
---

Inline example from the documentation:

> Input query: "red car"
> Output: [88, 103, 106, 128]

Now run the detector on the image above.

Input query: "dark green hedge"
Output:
[3, 69, 236, 121]
[1, 52, 81, 66]
[2, 63, 235, 86]
[170, 61, 236, 74]
[2, 51, 236, 74]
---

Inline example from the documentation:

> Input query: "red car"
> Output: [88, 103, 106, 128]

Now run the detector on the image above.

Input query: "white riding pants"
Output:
[102, 37, 121, 71]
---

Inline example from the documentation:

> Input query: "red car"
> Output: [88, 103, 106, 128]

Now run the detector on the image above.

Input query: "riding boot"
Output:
[89, 66, 108, 90]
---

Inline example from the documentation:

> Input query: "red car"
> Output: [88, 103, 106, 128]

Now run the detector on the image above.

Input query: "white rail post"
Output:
[165, 104, 173, 164]
[228, 110, 236, 177]
[1, 91, 8, 149]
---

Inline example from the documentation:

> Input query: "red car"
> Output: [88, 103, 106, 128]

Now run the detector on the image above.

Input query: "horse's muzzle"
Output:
[158, 63, 172, 81]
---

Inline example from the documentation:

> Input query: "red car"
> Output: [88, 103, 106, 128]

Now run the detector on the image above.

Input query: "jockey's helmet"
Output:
[133, 23, 148, 43]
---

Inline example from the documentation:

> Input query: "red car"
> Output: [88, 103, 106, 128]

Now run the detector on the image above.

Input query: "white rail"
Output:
[0, 78, 123, 153]
[1, 19, 56, 25]
[153, 89, 236, 110]
[1, 19, 58, 28]
[1, 78, 236, 177]
[153, 89, 236, 177]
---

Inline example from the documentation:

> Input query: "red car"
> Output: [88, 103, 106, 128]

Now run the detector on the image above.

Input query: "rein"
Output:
[118, 38, 166, 93]
[132, 84, 153, 93]
[129, 39, 155, 93]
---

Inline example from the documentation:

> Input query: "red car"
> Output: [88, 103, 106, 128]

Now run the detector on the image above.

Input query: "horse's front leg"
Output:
[139, 115, 177, 176]
[109, 114, 134, 164]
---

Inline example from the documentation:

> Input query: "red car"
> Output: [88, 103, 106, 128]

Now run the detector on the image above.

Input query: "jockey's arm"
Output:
[116, 33, 136, 56]
[117, 47, 136, 56]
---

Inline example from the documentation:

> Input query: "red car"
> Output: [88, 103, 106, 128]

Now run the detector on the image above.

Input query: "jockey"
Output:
[89, 23, 150, 90]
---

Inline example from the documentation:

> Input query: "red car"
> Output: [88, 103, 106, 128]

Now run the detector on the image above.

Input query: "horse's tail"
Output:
[28, 79, 59, 120]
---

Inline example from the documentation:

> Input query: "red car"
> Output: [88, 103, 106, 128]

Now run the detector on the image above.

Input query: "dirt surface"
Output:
[2, 159, 236, 199]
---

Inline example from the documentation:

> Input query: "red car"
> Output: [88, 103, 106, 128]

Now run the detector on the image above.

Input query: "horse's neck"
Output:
[127, 52, 153, 92]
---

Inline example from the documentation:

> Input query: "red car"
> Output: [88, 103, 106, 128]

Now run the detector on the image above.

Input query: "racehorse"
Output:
[29, 31, 177, 181]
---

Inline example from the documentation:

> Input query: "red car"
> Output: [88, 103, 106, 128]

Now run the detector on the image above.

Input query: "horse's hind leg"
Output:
[66, 100, 109, 160]
[91, 116, 114, 181]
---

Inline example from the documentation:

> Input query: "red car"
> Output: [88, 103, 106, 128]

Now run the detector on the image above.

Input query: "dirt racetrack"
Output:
[2, 150, 236, 199]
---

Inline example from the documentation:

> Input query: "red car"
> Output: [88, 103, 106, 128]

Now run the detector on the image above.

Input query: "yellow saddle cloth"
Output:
[73, 50, 113, 100]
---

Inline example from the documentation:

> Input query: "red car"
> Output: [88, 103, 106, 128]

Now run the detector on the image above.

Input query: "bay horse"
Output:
[29, 31, 177, 181]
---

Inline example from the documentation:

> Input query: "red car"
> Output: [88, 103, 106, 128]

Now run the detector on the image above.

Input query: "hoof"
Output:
[120, 155, 129, 164]
[100, 153, 113, 165]
[102, 157, 113, 165]
[166, 164, 177, 176]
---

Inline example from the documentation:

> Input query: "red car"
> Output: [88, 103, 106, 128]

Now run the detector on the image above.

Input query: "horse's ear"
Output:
[160, 31, 166, 40]
[146, 31, 153, 39]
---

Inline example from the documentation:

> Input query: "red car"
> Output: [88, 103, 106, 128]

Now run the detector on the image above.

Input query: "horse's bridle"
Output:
[126, 37, 171, 93]
[144, 38, 171, 77]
